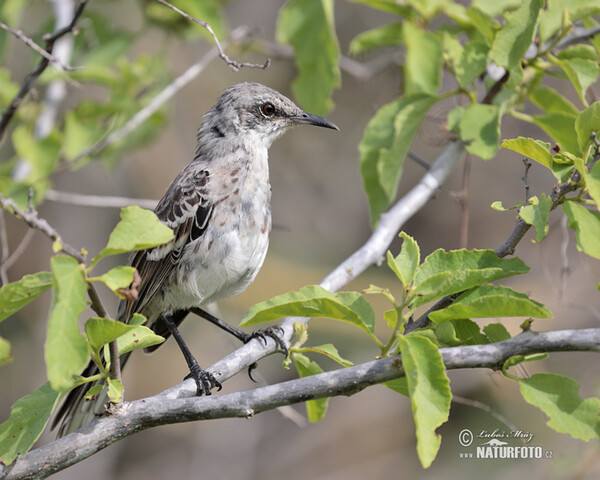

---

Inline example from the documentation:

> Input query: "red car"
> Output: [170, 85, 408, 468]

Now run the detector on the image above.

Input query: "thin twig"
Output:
[522, 158, 531, 203]
[66, 25, 254, 165]
[0, 195, 85, 262]
[0, 0, 88, 141]
[407, 151, 431, 170]
[559, 214, 570, 302]
[481, 70, 509, 105]
[154, 0, 269, 72]
[451, 395, 518, 433]
[457, 155, 471, 248]
[0, 21, 76, 72]
[409, 159, 585, 333]
[256, 39, 399, 81]
[315, 141, 464, 292]
[1, 228, 35, 274]
[0, 211, 10, 285]
[553, 25, 600, 51]
[45, 189, 157, 210]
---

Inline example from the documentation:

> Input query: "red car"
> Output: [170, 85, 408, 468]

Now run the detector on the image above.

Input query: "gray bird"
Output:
[52, 82, 338, 436]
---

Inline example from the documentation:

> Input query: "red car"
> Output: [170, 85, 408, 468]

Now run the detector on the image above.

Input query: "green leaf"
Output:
[529, 85, 579, 117]
[575, 101, 600, 154]
[398, 335, 451, 468]
[11, 126, 61, 201]
[106, 378, 124, 403]
[501, 137, 554, 169]
[383, 377, 409, 396]
[429, 285, 552, 322]
[451, 318, 490, 345]
[551, 48, 600, 107]
[502, 353, 548, 376]
[482, 323, 511, 342]
[562, 202, 600, 259]
[45, 256, 89, 392]
[84, 317, 138, 355]
[518, 194, 553, 243]
[359, 94, 437, 225]
[383, 308, 398, 329]
[128, 312, 146, 326]
[490, 0, 543, 87]
[458, 103, 501, 160]
[412, 249, 529, 306]
[349, 23, 403, 55]
[539, 0, 600, 41]
[90, 266, 136, 296]
[241, 285, 376, 335]
[453, 41, 489, 88]
[117, 323, 165, 355]
[465, 6, 500, 45]
[1, 0, 28, 28]
[0, 336, 11, 366]
[299, 344, 353, 367]
[92, 206, 174, 266]
[292, 352, 329, 422]
[387, 232, 420, 286]
[584, 162, 600, 210]
[434, 320, 461, 346]
[519, 373, 600, 441]
[276, 0, 340, 115]
[84, 384, 105, 400]
[532, 112, 582, 159]
[403, 22, 442, 95]
[350, 0, 414, 17]
[406, 0, 447, 19]
[0, 68, 20, 105]
[0, 382, 62, 466]
[501, 136, 574, 180]
[63, 111, 103, 159]
[0, 271, 52, 322]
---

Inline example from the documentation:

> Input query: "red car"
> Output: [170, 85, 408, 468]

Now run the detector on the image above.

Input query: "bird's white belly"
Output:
[161, 210, 271, 313]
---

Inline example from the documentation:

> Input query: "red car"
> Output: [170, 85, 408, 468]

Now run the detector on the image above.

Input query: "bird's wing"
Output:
[120, 164, 213, 323]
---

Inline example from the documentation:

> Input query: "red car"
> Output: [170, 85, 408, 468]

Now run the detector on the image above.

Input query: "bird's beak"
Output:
[293, 112, 339, 131]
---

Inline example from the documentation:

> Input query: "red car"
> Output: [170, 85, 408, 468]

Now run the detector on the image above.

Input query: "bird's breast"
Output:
[174, 154, 272, 307]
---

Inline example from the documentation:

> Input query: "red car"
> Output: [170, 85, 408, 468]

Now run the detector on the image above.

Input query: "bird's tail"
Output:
[51, 351, 132, 437]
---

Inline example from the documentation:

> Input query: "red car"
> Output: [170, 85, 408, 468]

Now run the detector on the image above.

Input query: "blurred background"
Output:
[1, 0, 599, 478]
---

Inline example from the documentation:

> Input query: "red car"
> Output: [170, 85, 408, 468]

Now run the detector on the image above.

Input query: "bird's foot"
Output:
[184, 365, 222, 396]
[243, 326, 289, 356]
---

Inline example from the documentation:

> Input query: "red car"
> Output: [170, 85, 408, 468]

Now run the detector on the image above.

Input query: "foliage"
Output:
[0, 0, 599, 474]
[0, 207, 168, 465]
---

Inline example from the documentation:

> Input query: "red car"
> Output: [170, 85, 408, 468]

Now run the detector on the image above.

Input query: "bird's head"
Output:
[204, 82, 338, 148]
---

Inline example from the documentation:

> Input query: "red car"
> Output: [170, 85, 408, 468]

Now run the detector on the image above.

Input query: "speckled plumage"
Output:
[53, 82, 338, 436]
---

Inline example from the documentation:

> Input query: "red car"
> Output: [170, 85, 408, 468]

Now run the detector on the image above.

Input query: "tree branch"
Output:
[408, 143, 591, 333]
[0, 195, 85, 263]
[2, 328, 598, 480]
[316, 141, 464, 292]
[45, 189, 157, 210]
[66, 25, 255, 165]
[0, 0, 88, 141]
[0, 21, 76, 72]
[154, 0, 269, 72]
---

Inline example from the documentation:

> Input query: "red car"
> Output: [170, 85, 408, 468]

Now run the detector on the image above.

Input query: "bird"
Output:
[52, 82, 339, 436]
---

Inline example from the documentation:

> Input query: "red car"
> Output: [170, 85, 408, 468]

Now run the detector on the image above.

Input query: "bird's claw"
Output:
[185, 366, 222, 396]
[244, 326, 288, 356]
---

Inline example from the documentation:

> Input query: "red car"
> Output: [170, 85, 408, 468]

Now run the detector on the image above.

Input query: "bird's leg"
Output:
[190, 306, 288, 355]
[161, 313, 222, 395]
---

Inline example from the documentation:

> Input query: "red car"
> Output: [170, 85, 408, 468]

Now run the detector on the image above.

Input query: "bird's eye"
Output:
[261, 102, 275, 117]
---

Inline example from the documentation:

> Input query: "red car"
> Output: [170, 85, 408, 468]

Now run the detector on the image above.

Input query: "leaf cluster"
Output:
[0, 206, 171, 465]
